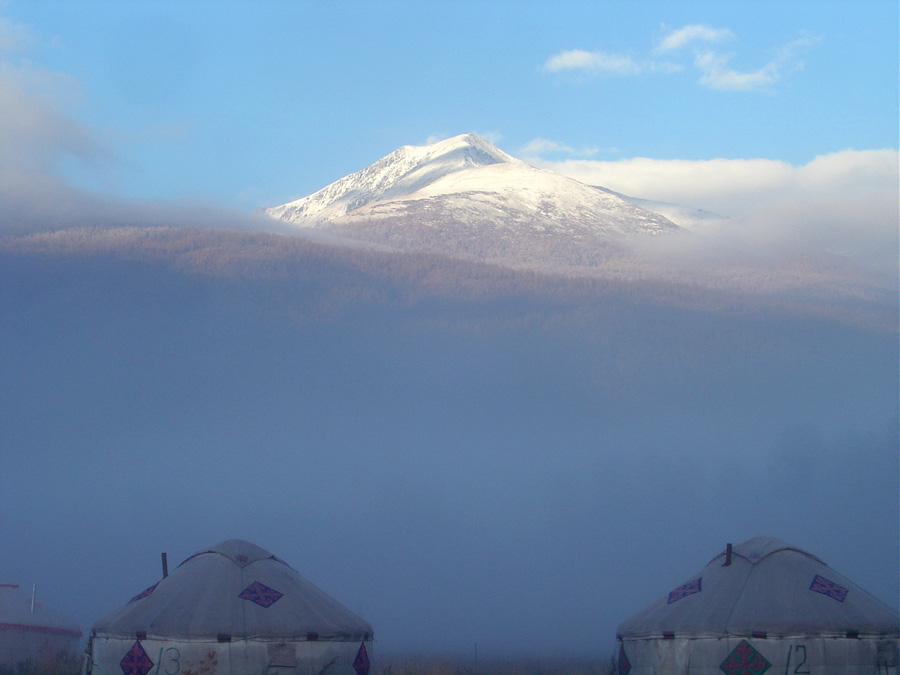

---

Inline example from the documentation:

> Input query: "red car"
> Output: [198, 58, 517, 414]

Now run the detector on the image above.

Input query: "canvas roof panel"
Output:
[91, 539, 372, 641]
[618, 536, 899, 639]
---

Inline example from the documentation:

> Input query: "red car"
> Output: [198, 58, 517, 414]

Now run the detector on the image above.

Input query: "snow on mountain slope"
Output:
[265, 134, 682, 270]
[268, 134, 679, 233]
[337, 161, 678, 237]
[267, 134, 518, 224]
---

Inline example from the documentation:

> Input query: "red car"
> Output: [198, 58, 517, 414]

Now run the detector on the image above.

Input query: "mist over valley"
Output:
[2, 222, 896, 658]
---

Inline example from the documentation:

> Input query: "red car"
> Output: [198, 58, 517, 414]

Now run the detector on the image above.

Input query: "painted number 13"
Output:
[151, 647, 180, 675]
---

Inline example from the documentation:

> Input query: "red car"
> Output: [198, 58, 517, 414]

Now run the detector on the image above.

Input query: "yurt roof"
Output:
[617, 536, 899, 639]
[0, 580, 82, 638]
[91, 540, 372, 641]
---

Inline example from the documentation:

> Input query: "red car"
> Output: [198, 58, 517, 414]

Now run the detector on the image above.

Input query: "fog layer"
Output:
[1, 229, 896, 658]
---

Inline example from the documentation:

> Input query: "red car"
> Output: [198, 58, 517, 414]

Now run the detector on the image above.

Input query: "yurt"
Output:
[0, 580, 82, 666]
[85, 539, 373, 675]
[615, 536, 899, 674]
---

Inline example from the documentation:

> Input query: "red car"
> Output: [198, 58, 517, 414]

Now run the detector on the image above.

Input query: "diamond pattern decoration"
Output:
[238, 580, 283, 608]
[616, 644, 632, 675]
[353, 641, 370, 675]
[720, 640, 771, 675]
[120, 641, 154, 675]
[667, 577, 702, 604]
[128, 583, 159, 604]
[809, 574, 848, 602]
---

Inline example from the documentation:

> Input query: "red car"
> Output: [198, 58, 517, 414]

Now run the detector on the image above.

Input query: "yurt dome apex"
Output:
[615, 536, 899, 675]
[85, 539, 373, 675]
[90, 539, 372, 642]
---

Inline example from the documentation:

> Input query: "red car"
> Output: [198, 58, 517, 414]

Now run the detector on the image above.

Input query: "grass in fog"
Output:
[0, 653, 81, 675]
[376, 656, 616, 675]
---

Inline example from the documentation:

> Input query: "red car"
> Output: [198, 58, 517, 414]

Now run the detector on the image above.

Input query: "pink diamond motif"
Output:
[809, 575, 848, 602]
[353, 642, 370, 675]
[128, 582, 159, 604]
[667, 577, 702, 604]
[120, 641, 154, 675]
[720, 640, 771, 675]
[238, 580, 283, 608]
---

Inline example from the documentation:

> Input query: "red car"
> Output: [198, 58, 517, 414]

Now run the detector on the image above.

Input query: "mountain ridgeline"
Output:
[262, 134, 890, 302]
[265, 134, 681, 273]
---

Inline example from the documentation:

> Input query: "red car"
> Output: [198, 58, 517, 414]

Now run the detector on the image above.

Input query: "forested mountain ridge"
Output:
[2, 225, 895, 332]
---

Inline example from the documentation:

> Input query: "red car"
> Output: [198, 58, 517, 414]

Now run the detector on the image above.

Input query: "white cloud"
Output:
[775, 34, 820, 63]
[478, 130, 503, 146]
[692, 35, 818, 92]
[694, 50, 780, 92]
[544, 24, 815, 93]
[0, 61, 103, 176]
[530, 150, 900, 274]
[655, 24, 734, 53]
[0, 29, 132, 234]
[519, 137, 602, 159]
[543, 49, 641, 76]
[532, 155, 795, 208]
[520, 138, 573, 155]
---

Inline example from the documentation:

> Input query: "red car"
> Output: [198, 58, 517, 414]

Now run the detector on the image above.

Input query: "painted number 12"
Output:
[784, 644, 809, 675]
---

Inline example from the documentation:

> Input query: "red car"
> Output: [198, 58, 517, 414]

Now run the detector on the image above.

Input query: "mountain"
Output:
[265, 134, 681, 271]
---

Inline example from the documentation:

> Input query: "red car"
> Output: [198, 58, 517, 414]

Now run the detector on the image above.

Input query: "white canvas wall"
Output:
[89, 636, 371, 675]
[617, 635, 899, 675]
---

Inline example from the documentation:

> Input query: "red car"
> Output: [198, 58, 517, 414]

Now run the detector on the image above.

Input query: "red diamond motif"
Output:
[353, 642, 370, 675]
[128, 583, 159, 604]
[809, 574, 848, 602]
[720, 639, 771, 675]
[667, 577, 702, 604]
[120, 641, 154, 675]
[238, 581, 283, 608]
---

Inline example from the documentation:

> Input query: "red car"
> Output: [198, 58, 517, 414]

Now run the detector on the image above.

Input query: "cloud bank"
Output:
[0, 18, 110, 233]
[0, 19, 271, 235]
[530, 149, 899, 275]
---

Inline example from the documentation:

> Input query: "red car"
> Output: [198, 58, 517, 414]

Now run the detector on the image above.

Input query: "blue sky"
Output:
[2, 0, 897, 215]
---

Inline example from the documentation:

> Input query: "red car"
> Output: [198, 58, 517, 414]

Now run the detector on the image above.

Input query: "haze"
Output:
[0, 0, 897, 662]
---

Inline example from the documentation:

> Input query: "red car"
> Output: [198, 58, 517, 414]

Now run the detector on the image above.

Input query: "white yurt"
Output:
[615, 536, 899, 675]
[0, 580, 82, 666]
[85, 540, 373, 675]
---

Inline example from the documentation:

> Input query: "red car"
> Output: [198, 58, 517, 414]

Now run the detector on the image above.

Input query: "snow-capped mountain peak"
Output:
[264, 133, 683, 273]
[266, 133, 519, 224]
